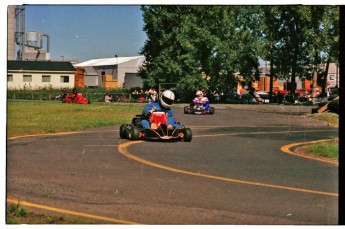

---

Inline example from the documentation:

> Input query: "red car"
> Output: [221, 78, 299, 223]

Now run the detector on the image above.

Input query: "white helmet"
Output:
[196, 90, 203, 96]
[160, 90, 175, 108]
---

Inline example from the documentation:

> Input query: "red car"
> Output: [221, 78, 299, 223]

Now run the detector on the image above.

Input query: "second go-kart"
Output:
[57, 91, 90, 104]
[184, 101, 215, 115]
[119, 111, 192, 142]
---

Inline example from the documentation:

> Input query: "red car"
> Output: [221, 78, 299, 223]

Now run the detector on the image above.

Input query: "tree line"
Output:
[138, 5, 339, 98]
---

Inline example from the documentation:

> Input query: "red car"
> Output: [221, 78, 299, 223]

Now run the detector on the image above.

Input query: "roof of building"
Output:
[7, 60, 76, 72]
[74, 56, 145, 67]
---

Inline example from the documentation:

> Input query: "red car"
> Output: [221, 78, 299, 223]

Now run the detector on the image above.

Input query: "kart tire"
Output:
[209, 107, 215, 114]
[184, 106, 189, 114]
[119, 124, 127, 139]
[182, 128, 192, 142]
[128, 125, 140, 140]
[61, 98, 66, 103]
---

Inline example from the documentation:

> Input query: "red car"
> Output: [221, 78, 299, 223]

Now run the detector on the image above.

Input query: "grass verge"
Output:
[7, 203, 91, 224]
[305, 112, 338, 161]
[306, 139, 339, 160]
[305, 112, 339, 127]
[7, 100, 142, 138]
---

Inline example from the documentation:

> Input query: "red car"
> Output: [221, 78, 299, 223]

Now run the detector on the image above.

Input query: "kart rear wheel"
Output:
[182, 128, 192, 142]
[119, 124, 127, 139]
[128, 125, 140, 140]
[209, 107, 215, 114]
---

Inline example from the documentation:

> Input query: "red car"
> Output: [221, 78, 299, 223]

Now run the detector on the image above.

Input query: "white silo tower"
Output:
[7, 6, 17, 60]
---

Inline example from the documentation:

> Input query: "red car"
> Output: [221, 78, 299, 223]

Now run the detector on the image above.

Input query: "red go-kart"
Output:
[58, 92, 90, 104]
[120, 111, 192, 142]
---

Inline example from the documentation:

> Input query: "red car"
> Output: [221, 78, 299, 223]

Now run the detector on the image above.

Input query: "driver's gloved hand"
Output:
[145, 107, 156, 118]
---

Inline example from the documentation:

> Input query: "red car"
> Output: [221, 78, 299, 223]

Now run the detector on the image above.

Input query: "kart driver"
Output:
[141, 90, 179, 129]
[192, 90, 210, 112]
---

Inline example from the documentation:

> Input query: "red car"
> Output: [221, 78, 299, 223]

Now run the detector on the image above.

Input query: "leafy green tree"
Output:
[260, 6, 339, 97]
[305, 6, 339, 93]
[269, 6, 311, 94]
[139, 6, 207, 92]
[139, 6, 263, 98]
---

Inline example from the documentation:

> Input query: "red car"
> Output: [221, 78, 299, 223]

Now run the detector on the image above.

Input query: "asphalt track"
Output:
[6, 104, 339, 224]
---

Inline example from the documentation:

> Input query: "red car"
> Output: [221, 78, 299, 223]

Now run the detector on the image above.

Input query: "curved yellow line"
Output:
[280, 140, 338, 165]
[118, 141, 338, 197]
[6, 197, 141, 224]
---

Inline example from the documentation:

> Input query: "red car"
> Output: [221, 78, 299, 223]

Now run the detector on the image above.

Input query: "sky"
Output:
[22, 5, 147, 62]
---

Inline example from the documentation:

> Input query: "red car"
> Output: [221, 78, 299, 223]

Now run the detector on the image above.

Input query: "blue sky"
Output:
[24, 5, 147, 62]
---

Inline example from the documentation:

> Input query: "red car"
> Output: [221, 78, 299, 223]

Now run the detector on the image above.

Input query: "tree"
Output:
[139, 6, 263, 99]
[305, 6, 339, 94]
[270, 6, 311, 95]
[139, 6, 208, 93]
[260, 6, 339, 98]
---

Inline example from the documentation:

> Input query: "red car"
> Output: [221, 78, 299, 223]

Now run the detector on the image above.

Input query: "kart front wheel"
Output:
[209, 107, 215, 115]
[128, 125, 140, 140]
[182, 128, 192, 142]
[184, 106, 189, 114]
[119, 124, 127, 139]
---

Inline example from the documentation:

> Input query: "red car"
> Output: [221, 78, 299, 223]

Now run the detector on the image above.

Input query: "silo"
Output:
[7, 6, 16, 60]
[26, 31, 40, 49]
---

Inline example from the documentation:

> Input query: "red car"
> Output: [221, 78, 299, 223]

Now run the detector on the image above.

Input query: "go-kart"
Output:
[57, 92, 90, 104]
[120, 111, 192, 142]
[184, 101, 215, 115]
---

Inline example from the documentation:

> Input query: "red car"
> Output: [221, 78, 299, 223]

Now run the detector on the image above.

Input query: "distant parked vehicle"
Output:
[250, 91, 270, 104]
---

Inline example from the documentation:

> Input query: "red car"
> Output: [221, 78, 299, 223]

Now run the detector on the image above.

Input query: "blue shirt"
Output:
[142, 102, 176, 126]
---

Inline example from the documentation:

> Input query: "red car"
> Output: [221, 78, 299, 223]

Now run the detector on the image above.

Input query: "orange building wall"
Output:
[74, 67, 85, 88]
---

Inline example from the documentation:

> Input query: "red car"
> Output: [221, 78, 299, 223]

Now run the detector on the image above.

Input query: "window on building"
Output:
[329, 75, 335, 80]
[23, 75, 32, 82]
[7, 74, 13, 82]
[42, 75, 51, 82]
[60, 76, 69, 83]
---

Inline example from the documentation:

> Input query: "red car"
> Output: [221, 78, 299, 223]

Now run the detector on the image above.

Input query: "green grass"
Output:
[306, 112, 339, 127]
[307, 140, 339, 160]
[6, 203, 91, 224]
[7, 100, 142, 138]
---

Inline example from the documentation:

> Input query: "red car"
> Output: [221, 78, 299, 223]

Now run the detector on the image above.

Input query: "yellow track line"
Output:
[280, 140, 338, 165]
[6, 197, 141, 224]
[118, 141, 338, 197]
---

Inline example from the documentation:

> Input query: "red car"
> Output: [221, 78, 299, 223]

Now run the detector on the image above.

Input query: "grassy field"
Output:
[7, 100, 142, 138]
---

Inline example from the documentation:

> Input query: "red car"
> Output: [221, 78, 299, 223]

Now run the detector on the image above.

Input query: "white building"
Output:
[7, 60, 76, 90]
[74, 56, 145, 89]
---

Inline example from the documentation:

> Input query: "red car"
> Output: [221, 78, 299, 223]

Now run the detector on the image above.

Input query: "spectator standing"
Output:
[149, 87, 157, 101]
